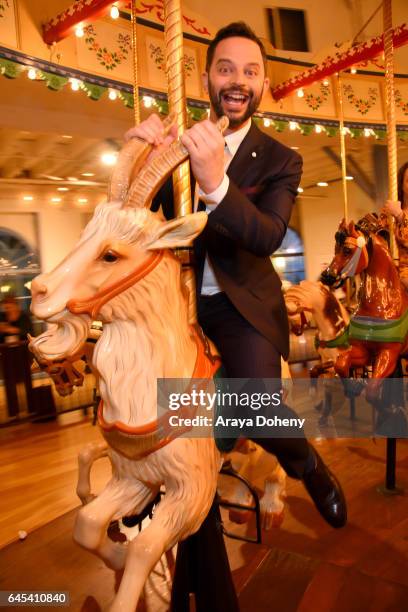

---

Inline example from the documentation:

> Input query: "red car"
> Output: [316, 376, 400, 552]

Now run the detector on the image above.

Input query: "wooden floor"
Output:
[0, 413, 407, 611]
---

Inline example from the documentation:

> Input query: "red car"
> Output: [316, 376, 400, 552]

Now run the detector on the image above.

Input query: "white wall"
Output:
[36, 208, 84, 272]
[185, 0, 408, 67]
[0, 212, 38, 252]
[0, 199, 86, 273]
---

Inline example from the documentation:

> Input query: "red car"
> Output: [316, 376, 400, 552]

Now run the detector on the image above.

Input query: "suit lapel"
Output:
[227, 122, 265, 186]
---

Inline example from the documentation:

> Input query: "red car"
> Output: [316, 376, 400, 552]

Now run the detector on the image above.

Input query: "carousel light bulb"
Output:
[51, 197, 62, 203]
[110, 5, 120, 19]
[323, 79, 329, 86]
[315, 124, 323, 134]
[23, 195, 34, 201]
[289, 121, 298, 131]
[364, 128, 371, 137]
[78, 198, 88, 204]
[297, 187, 304, 193]
[345, 176, 354, 181]
[27, 68, 37, 80]
[108, 89, 118, 100]
[263, 118, 271, 128]
[101, 152, 118, 166]
[143, 96, 154, 108]
[350, 67, 357, 74]
[297, 88, 304, 98]
[70, 78, 80, 91]
[317, 181, 329, 187]
[75, 25, 84, 38]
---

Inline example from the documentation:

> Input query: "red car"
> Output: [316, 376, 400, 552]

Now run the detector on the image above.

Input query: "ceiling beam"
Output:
[272, 23, 408, 100]
[42, 0, 123, 45]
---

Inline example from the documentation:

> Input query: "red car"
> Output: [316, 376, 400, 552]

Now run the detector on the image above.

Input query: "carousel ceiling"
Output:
[2, 119, 406, 212]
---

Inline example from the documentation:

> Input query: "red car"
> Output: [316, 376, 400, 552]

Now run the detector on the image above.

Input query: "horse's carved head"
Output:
[30, 115, 223, 363]
[285, 280, 323, 334]
[320, 218, 370, 287]
[285, 280, 338, 334]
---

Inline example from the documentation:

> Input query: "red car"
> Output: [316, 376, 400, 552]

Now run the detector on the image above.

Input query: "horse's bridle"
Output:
[334, 234, 369, 288]
[67, 250, 164, 319]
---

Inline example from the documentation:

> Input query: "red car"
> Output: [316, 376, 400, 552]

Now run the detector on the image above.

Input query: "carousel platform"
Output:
[0, 417, 408, 611]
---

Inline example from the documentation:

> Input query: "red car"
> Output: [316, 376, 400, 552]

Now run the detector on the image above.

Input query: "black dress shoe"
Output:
[302, 448, 347, 528]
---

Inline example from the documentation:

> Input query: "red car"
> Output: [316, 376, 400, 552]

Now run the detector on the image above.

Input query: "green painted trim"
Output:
[349, 309, 408, 343]
[316, 327, 350, 349]
[0, 52, 407, 139]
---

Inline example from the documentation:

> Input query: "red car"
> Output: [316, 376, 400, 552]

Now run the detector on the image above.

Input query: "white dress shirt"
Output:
[196, 119, 252, 295]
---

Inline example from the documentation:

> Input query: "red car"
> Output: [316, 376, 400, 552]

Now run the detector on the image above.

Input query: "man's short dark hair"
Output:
[205, 22, 267, 73]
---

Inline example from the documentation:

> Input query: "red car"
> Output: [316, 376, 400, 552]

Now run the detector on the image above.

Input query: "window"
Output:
[271, 227, 305, 287]
[0, 227, 40, 311]
[266, 7, 309, 52]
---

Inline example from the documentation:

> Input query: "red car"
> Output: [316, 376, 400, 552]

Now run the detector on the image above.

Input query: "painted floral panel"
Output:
[145, 35, 201, 96]
[0, 0, 17, 49]
[292, 76, 336, 117]
[76, 20, 133, 81]
[341, 79, 383, 121]
[394, 83, 408, 122]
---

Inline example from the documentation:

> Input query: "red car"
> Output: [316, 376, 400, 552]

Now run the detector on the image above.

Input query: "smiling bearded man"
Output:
[205, 33, 267, 130]
[125, 20, 347, 609]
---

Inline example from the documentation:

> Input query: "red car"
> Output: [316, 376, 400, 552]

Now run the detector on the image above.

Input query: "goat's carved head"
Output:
[30, 115, 226, 362]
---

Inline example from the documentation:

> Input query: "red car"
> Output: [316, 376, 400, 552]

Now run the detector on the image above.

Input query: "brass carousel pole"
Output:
[163, 0, 196, 323]
[383, 0, 399, 265]
[382, 0, 400, 493]
[335, 73, 352, 307]
[131, 0, 140, 126]
[335, 74, 349, 224]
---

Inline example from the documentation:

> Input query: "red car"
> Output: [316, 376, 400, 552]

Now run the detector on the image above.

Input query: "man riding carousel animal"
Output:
[29, 21, 347, 611]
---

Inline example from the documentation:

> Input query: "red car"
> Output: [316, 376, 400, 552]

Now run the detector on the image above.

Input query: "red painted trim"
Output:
[42, 0, 122, 45]
[271, 23, 408, 101]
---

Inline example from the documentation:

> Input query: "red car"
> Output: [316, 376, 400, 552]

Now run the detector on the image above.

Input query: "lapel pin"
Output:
[251, 151, 257, 158]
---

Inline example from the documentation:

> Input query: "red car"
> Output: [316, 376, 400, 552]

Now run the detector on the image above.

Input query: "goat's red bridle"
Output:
[67, 250, 164, 319]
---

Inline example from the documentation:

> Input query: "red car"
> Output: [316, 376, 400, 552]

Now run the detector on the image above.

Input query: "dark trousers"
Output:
[198, 292, 312, 479]
[171, 498, 239, 612]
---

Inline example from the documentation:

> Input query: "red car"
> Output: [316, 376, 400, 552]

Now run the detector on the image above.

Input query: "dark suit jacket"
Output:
[152, 121, 302, 359]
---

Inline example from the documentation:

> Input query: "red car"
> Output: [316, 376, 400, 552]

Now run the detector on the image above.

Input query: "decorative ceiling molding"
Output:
[272, 23, 408, 101]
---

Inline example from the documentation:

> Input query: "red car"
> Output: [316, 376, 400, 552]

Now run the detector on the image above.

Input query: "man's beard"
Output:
[208, 82, 262, 129]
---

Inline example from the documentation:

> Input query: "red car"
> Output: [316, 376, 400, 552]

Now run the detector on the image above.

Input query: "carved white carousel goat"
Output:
[30, 116, 224, 611]
[29, 114, 288, 610]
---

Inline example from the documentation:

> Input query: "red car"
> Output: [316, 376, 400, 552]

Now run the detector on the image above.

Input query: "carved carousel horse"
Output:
[285, 280, 350, 423]
[321, 213, 408, 404]
[29, 117, 224, 612]
[285, 280, 350, 375]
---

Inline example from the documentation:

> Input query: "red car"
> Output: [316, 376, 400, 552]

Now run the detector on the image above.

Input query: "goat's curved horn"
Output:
[108, 113, 177, 203]
[124, 116, 229, 209]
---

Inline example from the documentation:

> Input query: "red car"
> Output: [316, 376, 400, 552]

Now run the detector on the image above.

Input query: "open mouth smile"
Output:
[221, 91, 250, 110]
